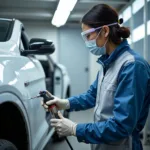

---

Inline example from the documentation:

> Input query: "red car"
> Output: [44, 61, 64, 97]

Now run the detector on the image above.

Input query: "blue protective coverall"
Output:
[68, 40, 150, 150]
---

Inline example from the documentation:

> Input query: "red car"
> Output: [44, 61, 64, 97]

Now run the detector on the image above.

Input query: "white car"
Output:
[0, 18, 71, 150]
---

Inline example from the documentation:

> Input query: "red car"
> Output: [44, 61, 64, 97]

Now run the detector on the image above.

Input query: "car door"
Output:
[20, 29, 51, 150]
[35, 55, 54, 95]
[47, 56, 64, 98]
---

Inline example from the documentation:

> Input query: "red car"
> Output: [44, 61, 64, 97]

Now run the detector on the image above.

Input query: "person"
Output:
[41, 4, 150, 150]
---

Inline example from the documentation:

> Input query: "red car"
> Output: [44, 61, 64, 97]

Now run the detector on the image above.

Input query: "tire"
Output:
[0, 139, 17, 150]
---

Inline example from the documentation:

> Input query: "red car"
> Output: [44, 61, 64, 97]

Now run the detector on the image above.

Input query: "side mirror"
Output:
[22, 38, 55, 56]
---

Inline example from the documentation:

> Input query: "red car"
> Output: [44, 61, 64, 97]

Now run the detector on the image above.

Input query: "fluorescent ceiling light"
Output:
[52, 10, 70, 27]
[132, 0, 144, 14]
[123, 6, 131, 23]
[57, 0, 77, 11]
[133, 24, 145, 43]
[147, 20, 150, 35]
[52, 0, 77, 27]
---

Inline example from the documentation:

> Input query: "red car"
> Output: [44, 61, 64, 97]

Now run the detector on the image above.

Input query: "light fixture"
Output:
[52, 10, 70, 27]
[133, 24, 145, 43]
[132, 0, 144, 15]
[123, 6, 131, 23]
[57, 0, 77, 11]
[52, 0, 77, 27]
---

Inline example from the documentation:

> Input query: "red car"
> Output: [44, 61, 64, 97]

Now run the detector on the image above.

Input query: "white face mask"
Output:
[85, 30, 108, 56]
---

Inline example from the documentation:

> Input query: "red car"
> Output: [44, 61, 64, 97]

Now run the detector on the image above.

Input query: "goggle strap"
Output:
[95, 22, 118, 31]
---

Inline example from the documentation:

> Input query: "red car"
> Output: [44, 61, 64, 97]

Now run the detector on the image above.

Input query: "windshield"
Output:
[0, 20, 13, 42]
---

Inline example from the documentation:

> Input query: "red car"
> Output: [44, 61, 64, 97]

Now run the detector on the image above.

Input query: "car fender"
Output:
[0, 85, 32, 150]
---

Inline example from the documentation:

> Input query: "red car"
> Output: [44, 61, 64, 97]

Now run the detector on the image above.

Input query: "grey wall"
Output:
[148, 36, 150, 62]
[58, 26, 89, 95]
[148, 1, 150, 20]
[134, 39, 144, 56]
[133, 7, 144, 29]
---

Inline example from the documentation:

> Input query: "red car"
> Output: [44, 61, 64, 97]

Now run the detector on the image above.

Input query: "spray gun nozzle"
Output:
[29, 95, 41, 100]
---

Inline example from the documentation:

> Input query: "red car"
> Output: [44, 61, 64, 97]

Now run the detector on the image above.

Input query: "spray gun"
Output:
[30, 91, 74, 150]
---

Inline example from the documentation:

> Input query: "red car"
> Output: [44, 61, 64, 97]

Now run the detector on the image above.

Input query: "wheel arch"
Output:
[0, 91, 31, 150]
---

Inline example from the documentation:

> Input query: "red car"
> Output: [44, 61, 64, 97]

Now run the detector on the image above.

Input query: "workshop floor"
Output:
[44, 109, 150, 150]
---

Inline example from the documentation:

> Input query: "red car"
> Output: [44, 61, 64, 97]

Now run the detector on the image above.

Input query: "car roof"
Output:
[0, 18, 14, 21]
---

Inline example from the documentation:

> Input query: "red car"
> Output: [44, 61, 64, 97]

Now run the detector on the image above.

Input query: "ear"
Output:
[103, 26, 109, 38]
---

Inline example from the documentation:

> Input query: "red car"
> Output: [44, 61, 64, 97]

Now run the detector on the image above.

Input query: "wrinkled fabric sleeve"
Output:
[76, 62, 149, 144]
[67, 72, 99, 112]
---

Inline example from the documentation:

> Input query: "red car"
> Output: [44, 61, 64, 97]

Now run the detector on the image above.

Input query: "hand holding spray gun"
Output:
[40, 91, 74, 150]
[39, 91, 59, 118]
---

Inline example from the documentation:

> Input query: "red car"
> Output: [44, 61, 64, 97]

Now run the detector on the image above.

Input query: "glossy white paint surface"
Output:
[0, 19, 53, 150]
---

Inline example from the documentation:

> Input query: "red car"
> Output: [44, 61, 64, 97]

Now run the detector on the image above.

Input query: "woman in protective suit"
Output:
[42, 4, 150, 150]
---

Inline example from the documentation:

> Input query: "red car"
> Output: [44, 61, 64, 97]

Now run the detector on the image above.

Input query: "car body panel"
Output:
[0, 89, 32, 150]
[0, 18, 71, 150]
[0, 53, 51, 149]
[0, 19, 52, 150]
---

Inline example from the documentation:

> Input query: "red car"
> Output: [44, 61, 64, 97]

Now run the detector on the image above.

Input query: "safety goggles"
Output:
[81, 22, 118, 42]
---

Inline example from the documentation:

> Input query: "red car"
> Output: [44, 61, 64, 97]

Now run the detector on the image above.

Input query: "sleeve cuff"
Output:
[66, 97, 79, 112]
[76, 124, 88, 143]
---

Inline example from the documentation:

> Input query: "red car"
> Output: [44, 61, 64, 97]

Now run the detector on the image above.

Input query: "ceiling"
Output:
[0, 0, 130, 23]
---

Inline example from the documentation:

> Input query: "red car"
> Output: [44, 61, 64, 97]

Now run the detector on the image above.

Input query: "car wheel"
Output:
[0, 139, 17, 150]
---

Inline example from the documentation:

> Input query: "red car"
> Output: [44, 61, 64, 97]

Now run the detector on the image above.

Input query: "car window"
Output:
[0, 20, 13, 42]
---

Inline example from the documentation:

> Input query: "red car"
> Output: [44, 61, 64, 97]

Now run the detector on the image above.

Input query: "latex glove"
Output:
[41, 91, 70, 111]
[51, 111, 77, 137]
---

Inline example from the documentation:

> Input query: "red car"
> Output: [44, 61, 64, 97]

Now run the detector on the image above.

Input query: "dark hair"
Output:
[82, 4, 130, 45]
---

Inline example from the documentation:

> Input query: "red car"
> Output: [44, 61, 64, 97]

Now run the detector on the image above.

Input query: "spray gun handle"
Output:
[39, 91, 53, 102]
[39, 91, 74, 150]
[39, 91, 59, 119]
